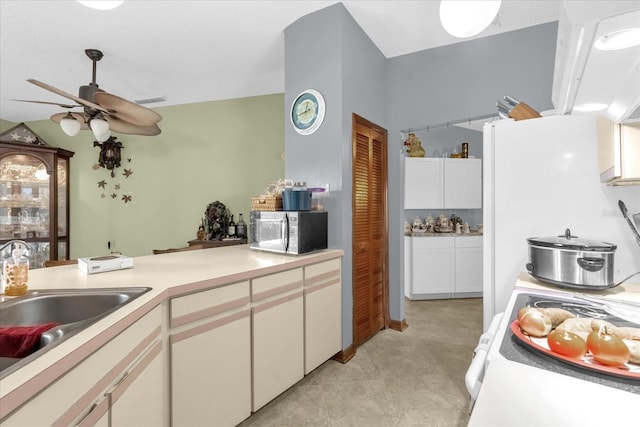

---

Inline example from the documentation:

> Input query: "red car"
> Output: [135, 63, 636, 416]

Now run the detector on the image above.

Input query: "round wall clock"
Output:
[290, 89, 326, 135]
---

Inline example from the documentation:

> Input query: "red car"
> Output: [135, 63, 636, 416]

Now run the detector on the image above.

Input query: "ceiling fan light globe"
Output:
[90, 117, 110, 141]
[95, 129, 111, 142]
[440, 0, 501, 38]
[60, 115, 81, 136]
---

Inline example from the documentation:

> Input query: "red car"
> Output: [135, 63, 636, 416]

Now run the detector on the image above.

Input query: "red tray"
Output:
[510, 320, 640, 380]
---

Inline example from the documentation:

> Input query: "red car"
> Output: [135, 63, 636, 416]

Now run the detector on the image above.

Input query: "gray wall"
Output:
[387, 22, 558, 323]
[284, 3, 387, 350]
[285, 4, 558, 350]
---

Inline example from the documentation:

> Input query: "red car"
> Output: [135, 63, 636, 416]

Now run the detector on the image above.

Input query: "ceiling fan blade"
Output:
[12, 99, 82, 109]
[27, 78, 108, 113]
[50, 112, 91, 130]
[106, 116, 161, 136]
[94, 92, 162, 126]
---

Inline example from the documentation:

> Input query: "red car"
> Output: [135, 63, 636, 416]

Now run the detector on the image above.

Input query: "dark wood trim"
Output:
[388, 318, 409, 332]
[351, 113, 390, 346]
[332, 344, 356, 364]
[187, 238, 247, 248]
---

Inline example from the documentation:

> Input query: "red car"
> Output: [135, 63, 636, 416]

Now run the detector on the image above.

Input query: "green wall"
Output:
[1, 94, 285, 258]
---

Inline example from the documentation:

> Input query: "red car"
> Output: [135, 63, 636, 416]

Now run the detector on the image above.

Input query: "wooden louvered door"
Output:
[352, 114, 388, 348]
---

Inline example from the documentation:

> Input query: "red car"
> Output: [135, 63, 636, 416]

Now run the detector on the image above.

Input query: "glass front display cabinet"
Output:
[0, 123, 74, 268]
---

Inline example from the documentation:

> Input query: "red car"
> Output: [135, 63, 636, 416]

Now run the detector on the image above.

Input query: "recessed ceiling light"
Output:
[594, 28, 640, 51]
[76, 1, 124, 11]
[573, 103, 608, 112]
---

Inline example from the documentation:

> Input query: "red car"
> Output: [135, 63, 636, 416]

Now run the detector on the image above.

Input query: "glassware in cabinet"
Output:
[0, 123, 74, 268]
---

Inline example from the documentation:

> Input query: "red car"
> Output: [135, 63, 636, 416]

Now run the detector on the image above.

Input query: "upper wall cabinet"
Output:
[405, 158, 443, 209]
[404, 158, 481, 209]
[597, 117, 640, 186]
[443, 159, 482, 208]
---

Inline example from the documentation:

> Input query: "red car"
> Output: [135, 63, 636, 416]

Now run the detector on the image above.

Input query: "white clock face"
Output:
[296, 99, 317, 125]
[291, 90, 325, 135]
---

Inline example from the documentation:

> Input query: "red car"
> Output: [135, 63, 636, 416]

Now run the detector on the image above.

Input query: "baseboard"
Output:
[388, 318, 408, 331]
[332, 345, 356, 364]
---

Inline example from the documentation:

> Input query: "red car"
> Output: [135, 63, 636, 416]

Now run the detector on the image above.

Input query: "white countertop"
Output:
[0, 245, 343, 412]
[469, 273, 640, 426]
[469, 357, 639, 426]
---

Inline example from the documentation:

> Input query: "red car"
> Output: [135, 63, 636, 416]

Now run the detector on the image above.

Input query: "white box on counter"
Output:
[78, 255, 134, 274]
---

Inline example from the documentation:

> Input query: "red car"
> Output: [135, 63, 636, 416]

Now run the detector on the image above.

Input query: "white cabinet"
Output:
[405, 236, 482, 300]
[251, 268, 304, 411]
[170, 281, 252, 427]
[108, 341, 164, 427]
[453, 236, 483, 294]
[444, 159, 482, 208]
[410, 236, 455, 297]
[597, 117, 640, 185]
[303, 258, 341, 374]
[1, 254, 345, 426]
[2, 306, 163, 426]
[404, 158, 482, 209]
[404, 236, 411, 299]
[405, 158, 443, 209]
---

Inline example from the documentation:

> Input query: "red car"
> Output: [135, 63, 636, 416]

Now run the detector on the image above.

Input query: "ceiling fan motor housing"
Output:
[79, 83, 105, 115]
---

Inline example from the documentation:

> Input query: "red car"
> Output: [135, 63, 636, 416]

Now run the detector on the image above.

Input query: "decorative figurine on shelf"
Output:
[197, 219, 205, 240]
[404, 133, 425, 157]
[204, 201, 230, 240]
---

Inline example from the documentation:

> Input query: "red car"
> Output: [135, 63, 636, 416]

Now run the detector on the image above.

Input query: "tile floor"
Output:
[239, 297, 483, 427]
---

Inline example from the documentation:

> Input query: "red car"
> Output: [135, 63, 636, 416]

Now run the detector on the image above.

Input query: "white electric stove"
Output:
[467, 276, 640, 426]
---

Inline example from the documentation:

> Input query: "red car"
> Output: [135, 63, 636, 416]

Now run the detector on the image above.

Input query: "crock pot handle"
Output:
[526, 262, 535, 272]
[577, 257, 605, 272]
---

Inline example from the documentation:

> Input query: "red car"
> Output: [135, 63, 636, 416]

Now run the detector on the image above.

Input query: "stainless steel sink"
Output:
[0, 287, 151, 378]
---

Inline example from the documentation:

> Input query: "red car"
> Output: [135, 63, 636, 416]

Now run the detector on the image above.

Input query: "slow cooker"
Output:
[526, 228, 617, 289]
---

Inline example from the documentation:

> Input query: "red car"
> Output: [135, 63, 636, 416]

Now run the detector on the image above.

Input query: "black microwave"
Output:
[249, 211, 328, 255]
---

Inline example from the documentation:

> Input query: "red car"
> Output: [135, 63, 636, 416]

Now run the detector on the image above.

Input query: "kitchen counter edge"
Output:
[0, 245, 344, 413]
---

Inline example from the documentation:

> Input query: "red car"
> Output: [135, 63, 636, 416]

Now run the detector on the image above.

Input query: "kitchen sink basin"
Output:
[0, 287, 151, 378]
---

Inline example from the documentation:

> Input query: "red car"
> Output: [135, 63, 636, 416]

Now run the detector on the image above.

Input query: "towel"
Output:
[0, 322, 59, 358]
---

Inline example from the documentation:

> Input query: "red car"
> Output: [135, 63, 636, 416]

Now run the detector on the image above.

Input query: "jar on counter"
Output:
[2, 247, 29, 296]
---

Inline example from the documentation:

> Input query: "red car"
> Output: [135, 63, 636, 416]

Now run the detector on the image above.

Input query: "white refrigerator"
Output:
[482, 114, 640, 330]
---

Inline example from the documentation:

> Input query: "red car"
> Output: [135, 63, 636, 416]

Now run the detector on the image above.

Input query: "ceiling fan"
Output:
[16, 49, 162, 141]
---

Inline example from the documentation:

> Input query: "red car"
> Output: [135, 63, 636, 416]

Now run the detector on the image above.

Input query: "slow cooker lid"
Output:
[527, 228, 617, 252]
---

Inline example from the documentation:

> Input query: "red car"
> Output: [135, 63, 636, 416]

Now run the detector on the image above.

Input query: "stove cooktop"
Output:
[499, 293, 640, 395]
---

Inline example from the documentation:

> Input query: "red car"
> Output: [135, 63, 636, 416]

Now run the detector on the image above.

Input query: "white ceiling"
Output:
[0, 0, 561, 123]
